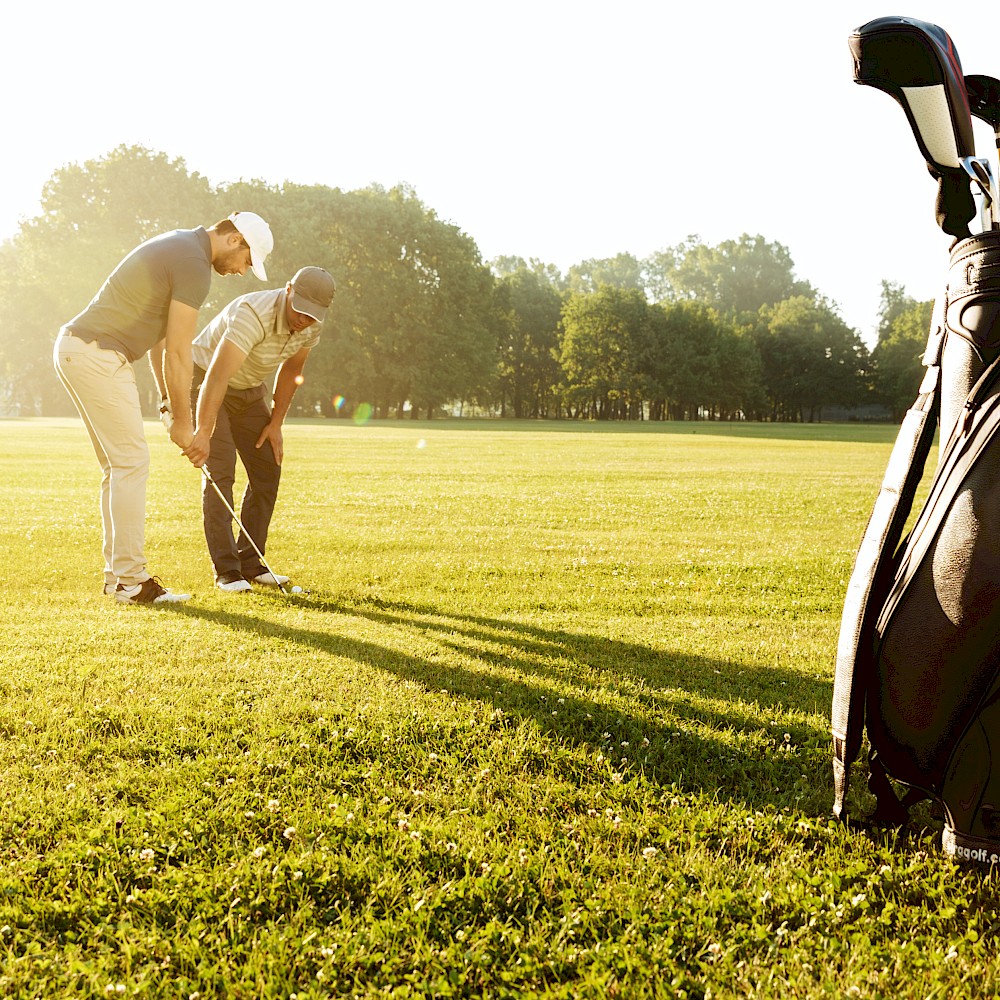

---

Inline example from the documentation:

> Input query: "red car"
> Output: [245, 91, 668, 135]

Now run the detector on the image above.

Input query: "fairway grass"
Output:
[0, 417, 995, 998]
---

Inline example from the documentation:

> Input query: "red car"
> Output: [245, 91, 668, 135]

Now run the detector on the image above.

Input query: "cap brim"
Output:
[251, 254, 268, 281]
[290, 291, 327, 323]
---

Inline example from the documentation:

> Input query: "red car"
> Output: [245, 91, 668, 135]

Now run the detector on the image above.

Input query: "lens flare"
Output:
[294, 375, 304, 386]
[332, 395, 345, 412]
[353, 402, 373, 426]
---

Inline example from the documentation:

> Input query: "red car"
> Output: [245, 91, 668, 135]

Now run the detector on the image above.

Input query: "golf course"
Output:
[0, 417, 994, 998]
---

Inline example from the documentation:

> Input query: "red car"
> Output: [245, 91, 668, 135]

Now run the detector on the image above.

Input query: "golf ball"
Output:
[290, 585, 302, 593]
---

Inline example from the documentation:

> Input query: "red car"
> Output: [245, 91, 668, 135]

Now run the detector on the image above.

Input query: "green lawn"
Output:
[0, 416, 993, 999]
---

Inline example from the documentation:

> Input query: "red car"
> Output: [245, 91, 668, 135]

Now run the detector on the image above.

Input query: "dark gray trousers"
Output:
[192, 367, 281, 580]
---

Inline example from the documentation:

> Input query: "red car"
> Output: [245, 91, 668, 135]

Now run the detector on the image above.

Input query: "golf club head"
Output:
[850, 16, 977, 237]
[962, 156, 999, 231]
[200, 466, 290, 594]
[966, 74, 1000, 131]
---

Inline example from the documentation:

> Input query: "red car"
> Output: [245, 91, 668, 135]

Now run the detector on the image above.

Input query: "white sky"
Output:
[4, 2, 1000, 345]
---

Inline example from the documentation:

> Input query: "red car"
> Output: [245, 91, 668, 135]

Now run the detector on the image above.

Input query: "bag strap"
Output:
[831, 299, 945, 821]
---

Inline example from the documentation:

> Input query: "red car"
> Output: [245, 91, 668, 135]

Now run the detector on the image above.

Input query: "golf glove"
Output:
[158, 398, 173, 432]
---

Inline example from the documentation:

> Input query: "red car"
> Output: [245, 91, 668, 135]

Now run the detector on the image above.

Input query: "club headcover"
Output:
[850, 16, 977, 238]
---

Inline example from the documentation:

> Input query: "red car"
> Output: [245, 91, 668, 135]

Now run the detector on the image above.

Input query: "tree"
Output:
[755, 295, 870, 421]
[643, 301, 761, 420]
[292, 183, 496, 419]
[560, 287, 649, 419]
[870, 281, 933, 420]
[566, 253, 643, 294]
[644, 234, 814, 319]
[494, 268, 564, 418]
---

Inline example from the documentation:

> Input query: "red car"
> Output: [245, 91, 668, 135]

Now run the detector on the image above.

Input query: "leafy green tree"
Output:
[560, 286, 649, 419]
[494, 268, 564, 417]
[273, 183, 496, 419]
[754, 295, 870, 421]
[870, 281, 933, 420]
[644, 301, 761, 420]
[644, 234, 814, 319]
[490, 256, 566, 291]
[566, 253, 643, 294]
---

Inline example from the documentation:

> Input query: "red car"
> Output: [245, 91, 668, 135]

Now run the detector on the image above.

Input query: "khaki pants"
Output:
[53, 331, 150, 588]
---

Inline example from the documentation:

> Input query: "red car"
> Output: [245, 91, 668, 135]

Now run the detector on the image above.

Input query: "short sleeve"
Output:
[170, 255, 212, 310]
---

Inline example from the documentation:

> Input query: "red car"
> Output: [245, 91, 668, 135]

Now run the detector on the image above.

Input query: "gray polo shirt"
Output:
[191, 288, 322, 390]
[66, 228, 213, 362]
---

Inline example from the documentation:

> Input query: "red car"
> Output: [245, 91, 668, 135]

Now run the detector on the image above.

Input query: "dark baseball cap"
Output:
[289, 266, 336, 323]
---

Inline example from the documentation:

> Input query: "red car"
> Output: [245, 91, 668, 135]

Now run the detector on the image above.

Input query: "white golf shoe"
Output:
[115, 578, 191, 604]
[250, 571, 290, 587]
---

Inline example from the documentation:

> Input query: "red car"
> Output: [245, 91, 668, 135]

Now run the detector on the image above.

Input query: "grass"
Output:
[0, 416, 995, 998]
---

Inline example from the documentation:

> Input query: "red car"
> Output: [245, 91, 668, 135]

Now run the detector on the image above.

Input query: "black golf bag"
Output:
[833, 18, 1000, 864]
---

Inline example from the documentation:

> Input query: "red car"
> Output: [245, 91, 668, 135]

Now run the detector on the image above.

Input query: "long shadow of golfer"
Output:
[172, 594, 833, 810]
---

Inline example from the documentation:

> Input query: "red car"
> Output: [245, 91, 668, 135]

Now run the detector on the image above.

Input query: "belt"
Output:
[63, 328, 97, 343]
[62, 329, 132, 359]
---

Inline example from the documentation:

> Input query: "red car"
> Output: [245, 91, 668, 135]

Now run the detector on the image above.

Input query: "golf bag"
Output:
[834, 17, 1000, 864]
[833, 232, 1000, 864]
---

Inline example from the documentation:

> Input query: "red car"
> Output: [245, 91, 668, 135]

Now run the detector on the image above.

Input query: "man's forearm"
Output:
[149, 341, 168, 399]
[195, 375, 229, 439]
[272, 356, 310, 425]
[270, 382, 297, 425]
[164, 348, 194, 430]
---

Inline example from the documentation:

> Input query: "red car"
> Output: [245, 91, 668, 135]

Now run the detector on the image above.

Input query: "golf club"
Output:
[961, 156, 998, 231]
[159, 399, 294, 595]
[849, 17, 979, 238]
[200, 466, 290, 595]
[966, 73, 1000, 228]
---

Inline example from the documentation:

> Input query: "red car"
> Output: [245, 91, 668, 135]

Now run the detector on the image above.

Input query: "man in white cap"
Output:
[53, 211, 274, 604]
[186, 266, 336, 592]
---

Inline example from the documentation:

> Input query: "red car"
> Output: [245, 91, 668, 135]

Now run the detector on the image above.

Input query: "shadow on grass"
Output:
[171, 592, 834, 809]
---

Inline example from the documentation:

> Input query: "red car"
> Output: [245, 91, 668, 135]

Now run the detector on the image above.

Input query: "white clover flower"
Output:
[139, 848, 154, 861]
[252, 846, 266, 859]
[641, 846, 658, 859]
[282, 827, 297, 840]
[267, 799, 280, 812]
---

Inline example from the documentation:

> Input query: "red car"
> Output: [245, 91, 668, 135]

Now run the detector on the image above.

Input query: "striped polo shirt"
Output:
[191, 288, 321, 390]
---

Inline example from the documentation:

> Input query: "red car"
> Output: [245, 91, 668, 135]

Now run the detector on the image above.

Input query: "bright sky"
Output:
[5, 2, 999, 345]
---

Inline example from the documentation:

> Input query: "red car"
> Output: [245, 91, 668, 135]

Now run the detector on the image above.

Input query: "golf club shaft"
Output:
[201, 467, 288, 593]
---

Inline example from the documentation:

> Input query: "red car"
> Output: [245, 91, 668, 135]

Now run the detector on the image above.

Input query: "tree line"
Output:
[0, 145, 931, 422]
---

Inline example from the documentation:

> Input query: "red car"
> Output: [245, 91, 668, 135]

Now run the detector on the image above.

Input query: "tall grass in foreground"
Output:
[0, 417, 992, 998]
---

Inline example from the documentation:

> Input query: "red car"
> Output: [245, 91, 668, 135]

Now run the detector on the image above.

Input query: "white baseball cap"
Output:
[229, 211, 273, 280]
